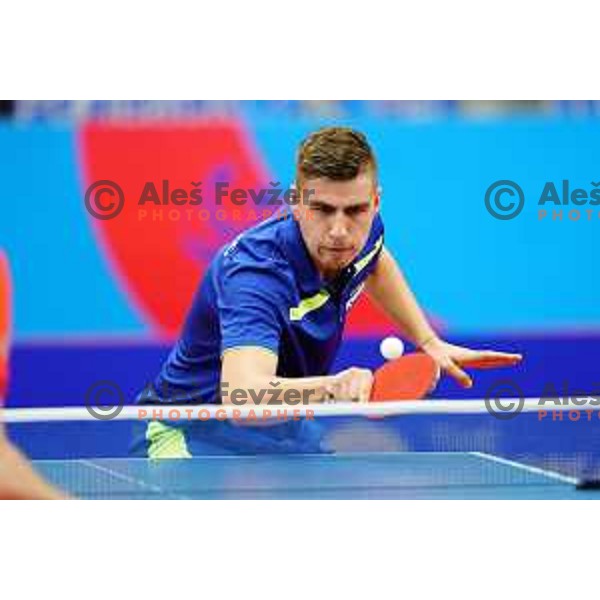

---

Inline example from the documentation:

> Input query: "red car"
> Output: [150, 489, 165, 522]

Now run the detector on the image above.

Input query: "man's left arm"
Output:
[365, 247, 522, 388]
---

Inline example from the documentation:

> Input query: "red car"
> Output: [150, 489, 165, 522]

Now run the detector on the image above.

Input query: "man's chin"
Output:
[322, 256, 355, 277]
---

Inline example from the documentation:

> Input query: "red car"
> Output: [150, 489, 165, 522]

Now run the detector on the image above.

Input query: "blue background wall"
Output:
[2, 116, 599, 458]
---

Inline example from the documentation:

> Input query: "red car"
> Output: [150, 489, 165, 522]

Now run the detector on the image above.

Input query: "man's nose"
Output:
[329, 214, 350, 239]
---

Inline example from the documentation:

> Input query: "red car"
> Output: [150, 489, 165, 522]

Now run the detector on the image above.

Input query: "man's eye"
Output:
[312, 205, 335, 214]
[346, 206, 368, 217]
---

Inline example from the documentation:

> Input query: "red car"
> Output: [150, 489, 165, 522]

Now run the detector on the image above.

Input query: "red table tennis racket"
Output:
[370, 352, 439, 402]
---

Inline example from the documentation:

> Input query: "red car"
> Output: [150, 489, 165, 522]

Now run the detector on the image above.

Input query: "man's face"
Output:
[294, 171, 380, 280]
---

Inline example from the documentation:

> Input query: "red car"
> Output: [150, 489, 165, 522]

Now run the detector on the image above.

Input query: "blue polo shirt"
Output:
[136, 208, 384, 454]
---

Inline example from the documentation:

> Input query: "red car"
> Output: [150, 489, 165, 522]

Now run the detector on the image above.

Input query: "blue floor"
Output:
[33, 452, 600, 499]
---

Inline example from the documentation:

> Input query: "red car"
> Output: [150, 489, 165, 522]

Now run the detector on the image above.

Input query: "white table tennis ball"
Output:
[380, 336, 405, 360]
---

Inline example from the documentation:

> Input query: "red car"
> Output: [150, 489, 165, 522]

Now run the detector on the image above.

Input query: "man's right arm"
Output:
[220, 347, 373, 406]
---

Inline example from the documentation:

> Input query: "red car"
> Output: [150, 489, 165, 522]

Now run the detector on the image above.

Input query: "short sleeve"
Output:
[217, 260, 292, 356]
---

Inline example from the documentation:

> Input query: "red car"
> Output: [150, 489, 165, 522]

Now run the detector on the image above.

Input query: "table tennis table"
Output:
[33, 451, 599, 499]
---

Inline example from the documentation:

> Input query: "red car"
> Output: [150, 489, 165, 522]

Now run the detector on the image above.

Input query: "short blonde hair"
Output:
[296, 126, 378, 186]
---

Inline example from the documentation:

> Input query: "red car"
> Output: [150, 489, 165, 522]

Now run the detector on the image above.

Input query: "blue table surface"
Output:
[33, 452, 600, 499]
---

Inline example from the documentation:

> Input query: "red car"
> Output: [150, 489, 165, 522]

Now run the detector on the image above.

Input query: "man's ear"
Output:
[373, 185, 382, 210]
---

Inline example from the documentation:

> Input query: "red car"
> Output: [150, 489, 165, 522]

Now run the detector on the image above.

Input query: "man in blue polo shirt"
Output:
[132, 126, 521, 457]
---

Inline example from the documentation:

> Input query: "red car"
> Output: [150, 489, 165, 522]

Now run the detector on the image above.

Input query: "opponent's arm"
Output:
[0, 432, 66, 499]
